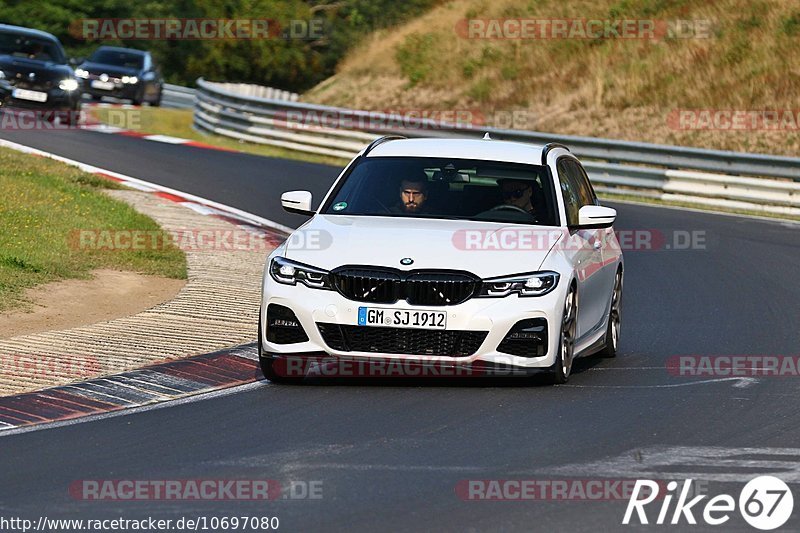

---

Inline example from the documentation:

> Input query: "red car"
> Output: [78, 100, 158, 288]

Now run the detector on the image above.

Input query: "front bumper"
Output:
[1, 89, 81, 112]
[261, 274, 567, 369]
[81, 80, 139, 100]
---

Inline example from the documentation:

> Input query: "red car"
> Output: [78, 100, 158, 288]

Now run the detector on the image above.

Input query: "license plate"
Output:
[12, 88, 47, 102]
[91, 80, 115, 90]
[358, 307, 447, 330]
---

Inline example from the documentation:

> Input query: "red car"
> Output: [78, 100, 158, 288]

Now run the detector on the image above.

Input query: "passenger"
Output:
[498, 178, 536, 216]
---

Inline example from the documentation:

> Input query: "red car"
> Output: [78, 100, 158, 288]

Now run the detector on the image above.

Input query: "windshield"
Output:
[322, 156, 559, 226]
[0, 32, 65, 63]
[89, 49, 144, 69]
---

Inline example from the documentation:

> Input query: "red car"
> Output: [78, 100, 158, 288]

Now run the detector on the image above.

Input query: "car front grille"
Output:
[6, 79, 53, 91]
[317, 323, 488, 357]
[330, 267, 480, 306]
[87, 73, 122, 83]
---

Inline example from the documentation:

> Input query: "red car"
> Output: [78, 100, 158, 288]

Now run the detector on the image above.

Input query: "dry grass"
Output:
[305, 0, 800, 155]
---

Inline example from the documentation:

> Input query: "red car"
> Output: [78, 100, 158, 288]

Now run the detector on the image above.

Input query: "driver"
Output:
[390, 176, 429, 214]
[498, 179, 536, 216]
[26, 42, 45, 60]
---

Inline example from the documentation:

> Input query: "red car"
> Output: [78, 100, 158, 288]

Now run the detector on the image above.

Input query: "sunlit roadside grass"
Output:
[0, 148, 187, 312]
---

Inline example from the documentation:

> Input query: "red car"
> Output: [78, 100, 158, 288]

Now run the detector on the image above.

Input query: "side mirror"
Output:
[281, 190, 314, 216]
[575, 205, 616, 229]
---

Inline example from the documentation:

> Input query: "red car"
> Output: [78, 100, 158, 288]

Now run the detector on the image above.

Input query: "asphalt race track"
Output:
[1, 128, 799, 531]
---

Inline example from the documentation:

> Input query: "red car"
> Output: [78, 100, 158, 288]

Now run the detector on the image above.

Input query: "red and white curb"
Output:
[0, 138, 294, 431]
[80, 123, 236, 152]
[82, 103, 237, 152]
[0, 137, 294, 236]
[0, 344, 262, 433]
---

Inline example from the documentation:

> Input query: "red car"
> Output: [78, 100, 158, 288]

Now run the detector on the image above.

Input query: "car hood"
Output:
[282, 215, 565, 278]
[0, 56, 72, 82]
[79, 61, 140, 77]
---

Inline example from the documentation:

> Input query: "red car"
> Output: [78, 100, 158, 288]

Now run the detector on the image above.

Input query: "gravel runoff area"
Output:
[0, 190, 282, 396]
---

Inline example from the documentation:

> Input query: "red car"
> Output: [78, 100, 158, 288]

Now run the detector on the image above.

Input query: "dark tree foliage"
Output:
[0, 0, 441, 91]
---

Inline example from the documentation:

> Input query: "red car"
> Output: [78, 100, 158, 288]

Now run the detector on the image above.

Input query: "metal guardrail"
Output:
[162, 83, 196, 109]
[193, 78, 800, 217]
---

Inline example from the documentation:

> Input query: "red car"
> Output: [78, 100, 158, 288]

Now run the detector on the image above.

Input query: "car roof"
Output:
[366, 138, 550, 166]
[0, 24, 60, 43]
[94, 46, 147, 55]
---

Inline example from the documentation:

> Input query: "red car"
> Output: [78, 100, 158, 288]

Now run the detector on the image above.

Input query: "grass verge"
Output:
[88, 106, 350, 167]
[0, 147, 187, 312]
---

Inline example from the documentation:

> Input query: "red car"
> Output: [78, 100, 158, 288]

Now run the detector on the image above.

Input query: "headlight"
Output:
[74, 68, 89, 79]
[478, 271, 560, 298]
[121, 76, 139, 84]
[59, 79, 79, 91]
[270, 256, 332, 290]
[0, 70, 5, 80]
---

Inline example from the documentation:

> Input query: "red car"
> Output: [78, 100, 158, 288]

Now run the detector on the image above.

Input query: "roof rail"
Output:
[541, 142, 571, 165]
[363, 135, 407, 157]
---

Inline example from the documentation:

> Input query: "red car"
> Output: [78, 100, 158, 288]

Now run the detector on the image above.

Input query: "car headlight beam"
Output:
[59, 79, 79, 91]
[478, 271, 560, 298]
[270, 256, 332, 290]
[74, 68, 89, 79]
[121, 76, 138, 84]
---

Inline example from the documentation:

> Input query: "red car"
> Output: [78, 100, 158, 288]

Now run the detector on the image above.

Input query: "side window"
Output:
[571, 161, 598, 206]
[557, 160, 580, 226]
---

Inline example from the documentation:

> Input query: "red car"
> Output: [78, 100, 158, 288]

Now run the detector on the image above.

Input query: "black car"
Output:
[77, 46, 163, 106]
[0, 24, 82, 124]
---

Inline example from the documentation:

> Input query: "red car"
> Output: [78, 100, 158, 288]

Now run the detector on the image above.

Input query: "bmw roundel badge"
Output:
[400, 258, 414, 266]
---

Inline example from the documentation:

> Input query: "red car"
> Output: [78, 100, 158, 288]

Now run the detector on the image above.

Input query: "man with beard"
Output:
[390, 176, 429, 214]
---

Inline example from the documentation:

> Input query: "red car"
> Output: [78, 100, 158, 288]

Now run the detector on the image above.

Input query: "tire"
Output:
[132, 90, 144, 106]
[598, 269, 623, 358]
[151, 88, 163, 107]
[258, 309, 304, 385]
[547, 287, 577, 385]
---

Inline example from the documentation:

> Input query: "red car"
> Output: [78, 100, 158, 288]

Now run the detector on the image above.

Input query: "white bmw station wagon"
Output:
[260, 136, 623, 384]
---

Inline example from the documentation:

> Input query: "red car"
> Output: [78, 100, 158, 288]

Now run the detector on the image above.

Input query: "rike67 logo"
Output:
[623, 476, 794, 530]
